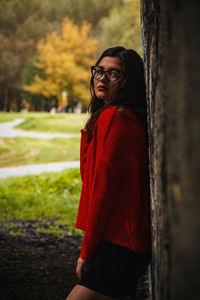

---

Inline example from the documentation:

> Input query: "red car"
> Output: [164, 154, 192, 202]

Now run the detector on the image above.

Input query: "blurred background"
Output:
[0, 0, 142, 113]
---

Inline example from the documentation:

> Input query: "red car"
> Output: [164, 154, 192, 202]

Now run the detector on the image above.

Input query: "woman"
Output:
[66, 46, 151, 300]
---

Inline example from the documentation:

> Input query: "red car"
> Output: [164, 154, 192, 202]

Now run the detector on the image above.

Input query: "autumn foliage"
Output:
[23, 18, 98, 104]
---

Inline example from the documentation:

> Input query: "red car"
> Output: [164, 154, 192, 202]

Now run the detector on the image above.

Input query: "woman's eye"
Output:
[96, 70, 103, 75]
[110, 71, 120, 77]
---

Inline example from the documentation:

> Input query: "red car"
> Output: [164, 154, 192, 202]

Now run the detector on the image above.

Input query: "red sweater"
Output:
[75, 104, 151, 260]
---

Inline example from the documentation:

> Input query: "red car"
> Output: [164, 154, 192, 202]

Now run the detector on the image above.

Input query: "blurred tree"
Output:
[23, 18, 98, 106]
[56, 0, 123, 28]
[0, 0, 123, 111]
[0, 0, 123, 37]
[98, 0, 142, 56]
[21, 57, 50, 111]
[0, 33, 34, 111]
[0, 0, 58, 111]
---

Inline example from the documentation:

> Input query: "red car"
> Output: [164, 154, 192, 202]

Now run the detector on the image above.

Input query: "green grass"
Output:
[0, 168, 83, 237]
[0, 112, 22, 123]
[0, 112, 89, 133]
[0, 112, 86, 237]
[0, 137, 80, 167]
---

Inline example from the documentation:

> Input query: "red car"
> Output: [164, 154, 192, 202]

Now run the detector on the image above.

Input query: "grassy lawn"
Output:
[0, 168, 83, 237]
[0, 112, 86, 237]
[0, 137, 80, 167]
[0, 112, 89, 134]
[0, 112, 22, 123]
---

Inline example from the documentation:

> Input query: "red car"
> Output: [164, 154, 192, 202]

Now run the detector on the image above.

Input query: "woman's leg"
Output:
[65, 284, 119, 300]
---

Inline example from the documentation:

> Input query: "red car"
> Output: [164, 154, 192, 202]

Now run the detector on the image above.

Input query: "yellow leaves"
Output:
[23, 18, 98, 104]
[24, 75, 59, 98]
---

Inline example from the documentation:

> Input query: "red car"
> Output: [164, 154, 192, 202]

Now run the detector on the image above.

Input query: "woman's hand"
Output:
[76, 256, 87, 279]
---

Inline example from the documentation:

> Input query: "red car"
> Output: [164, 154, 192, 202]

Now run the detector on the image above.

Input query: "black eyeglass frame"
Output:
[91, 66, 126, 82]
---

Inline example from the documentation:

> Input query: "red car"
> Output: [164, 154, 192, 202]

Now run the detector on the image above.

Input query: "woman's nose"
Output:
[99, 73, 108, 82]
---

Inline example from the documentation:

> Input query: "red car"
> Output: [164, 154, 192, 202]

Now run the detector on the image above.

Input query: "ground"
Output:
[0, 221, 150, 300]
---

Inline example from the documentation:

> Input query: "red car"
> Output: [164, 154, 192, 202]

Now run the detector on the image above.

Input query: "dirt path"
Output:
[0, 223, 82, 300]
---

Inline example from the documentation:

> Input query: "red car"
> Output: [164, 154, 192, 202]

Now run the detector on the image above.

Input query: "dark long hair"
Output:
[85, 46, 147, 142]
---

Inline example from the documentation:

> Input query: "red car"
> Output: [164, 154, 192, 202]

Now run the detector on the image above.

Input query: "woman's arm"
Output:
[80, 129, 89, 182]
[79, 108, 125, 260]
[80, 116, 91, 181]
[80, 156, 121, 260]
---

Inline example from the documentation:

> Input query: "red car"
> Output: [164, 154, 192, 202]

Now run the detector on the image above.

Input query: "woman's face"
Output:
[93, 56, 126, 105]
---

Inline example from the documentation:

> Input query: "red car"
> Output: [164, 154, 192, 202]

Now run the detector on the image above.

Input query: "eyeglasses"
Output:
[91, 66, 125, 82]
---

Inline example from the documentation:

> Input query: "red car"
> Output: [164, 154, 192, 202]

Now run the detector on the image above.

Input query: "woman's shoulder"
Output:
[99, 104, 118, 119]
[94, 105, 117, 129]
[94, 105, 145, 141]
[98, 104, 143, 127]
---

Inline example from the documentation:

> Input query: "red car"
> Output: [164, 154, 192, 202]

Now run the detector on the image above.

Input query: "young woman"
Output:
[66, 46, 151, 300]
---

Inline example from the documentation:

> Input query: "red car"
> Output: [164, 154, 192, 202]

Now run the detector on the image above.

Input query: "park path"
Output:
[0, 161, 80, 179]
[0, 118, 80, 178]
[0, 118, 80, 139]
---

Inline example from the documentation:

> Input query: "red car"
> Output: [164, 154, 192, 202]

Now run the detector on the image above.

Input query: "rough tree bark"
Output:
[141, 1, 200, 299]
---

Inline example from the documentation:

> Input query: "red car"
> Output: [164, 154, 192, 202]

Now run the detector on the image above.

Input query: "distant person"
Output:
[50, 107, 56, 114]
[56, 106, 63, 113]
[66, 46, 152, 300]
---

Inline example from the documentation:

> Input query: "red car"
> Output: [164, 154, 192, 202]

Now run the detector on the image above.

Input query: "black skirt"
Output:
[77, 239, 151, 298]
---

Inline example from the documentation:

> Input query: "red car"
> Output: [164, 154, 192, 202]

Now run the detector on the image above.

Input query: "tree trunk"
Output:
[16, 94, 22, 112]
[3, 84, 9, 112]
[141, 1, 200, 299]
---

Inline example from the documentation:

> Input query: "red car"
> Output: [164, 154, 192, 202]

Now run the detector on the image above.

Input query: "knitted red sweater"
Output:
[75, 105, 151, 260]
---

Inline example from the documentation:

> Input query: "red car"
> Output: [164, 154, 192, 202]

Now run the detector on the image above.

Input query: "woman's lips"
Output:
[97, 86, 107, 91]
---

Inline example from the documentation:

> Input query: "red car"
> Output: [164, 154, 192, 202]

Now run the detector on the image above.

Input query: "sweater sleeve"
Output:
[80, 129, 90, 182]
[80, 108, 124, 260]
